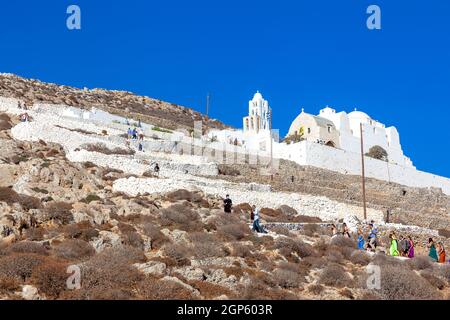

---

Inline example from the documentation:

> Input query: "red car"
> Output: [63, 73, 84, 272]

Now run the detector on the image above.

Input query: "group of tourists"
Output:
[387, 233, 415, 258]
[126, 126, 145, 152]
[222, 195, 267, 234]
[427, 238, 447, 263]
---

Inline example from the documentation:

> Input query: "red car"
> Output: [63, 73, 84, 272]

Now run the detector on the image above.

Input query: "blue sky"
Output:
[0, 1, 449, 177]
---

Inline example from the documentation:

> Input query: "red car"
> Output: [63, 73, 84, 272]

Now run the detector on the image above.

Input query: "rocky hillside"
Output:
[0, 73, 227, 131]
[0, 85, 449, 300]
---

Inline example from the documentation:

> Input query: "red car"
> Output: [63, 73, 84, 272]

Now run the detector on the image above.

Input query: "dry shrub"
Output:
[372, 253, 405, 268]
[31, 260, 68, 298]
[270, 226, 291, 236]
[218, 165, 240, 176]
[348, 250, 371, 266]
[160, 204, 202, 232]
[162, 244, 191, 266]
[166, 189, 203, 203]
[0, 187, 42, 210]
[80, 246, 144, 295]
[80, 194, 102, 204]
[272, 268, 304, 289]
[192, 241, 227, 259]
[307, 283, 324, 295]
[274, 237, 315, 260]
[318, 263, 353, 288]
[0, 113, 12, 130]
[330, 235, 356, 248]
[189, 280, 231, 299]
[339, 288, 355, 299]
[137, 277, 196, 300]
[53, 239, 95, 261]
[231, 243, 253, 258]
[420, 270, 446, 290]
[81, 142, 135, 155]
[299, 256, 327, 269]
[45, 202, 73, 224]
[408, 255, 433, 271]
[7, 241, 48, 256]
[379, 265, 441, 300]
[121, 231, 144, 249]
[0, 253, 45, 281]
[63, 222, 99, 241]
[24, 228, 46, 241]
[217, 223, 251, 241]
[300, 224, 319, 237]
[238, 278, 299, 300]
[438, 229, 450, 238]
[325, 246, 345, 264]
[440, 265, 450, 282]
[0, 274, 20, 294]
[141, 223, 169, 250]
[292, 215, 322, 223]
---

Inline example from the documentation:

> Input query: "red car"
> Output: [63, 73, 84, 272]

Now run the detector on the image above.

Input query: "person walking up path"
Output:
[428, 238, 438, 262]
[389, 233, 399, 257]
[223, 194, 232, 213]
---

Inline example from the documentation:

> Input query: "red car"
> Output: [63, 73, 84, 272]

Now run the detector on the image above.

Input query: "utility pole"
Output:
[206, 93, 210, 118]
[360, 123, 367, 221]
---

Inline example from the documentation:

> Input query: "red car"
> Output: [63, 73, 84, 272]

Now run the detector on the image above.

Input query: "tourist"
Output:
[341, 223, 351, 238]
[252, 205, 266, 234]
[138, 142, 143, 152]
[437, 242, 446, 263]
[407, 236, 415, 258]
[357, 229, 365, 250]
[132, 128, 138, 140]
[138, 128, 145, 141]
[223, 194, 232, 213]
[389, 233, 399, 257]
[154, 163, 160, 176]
[399, 235, 410, 257]
[367, 223, 378, 251]
[330, 224, 338, 238]
[127, 127, 132, 139]
[428, 238, 438, 262]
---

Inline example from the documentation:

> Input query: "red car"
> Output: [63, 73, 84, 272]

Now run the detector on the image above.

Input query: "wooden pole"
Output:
[206, 93, 210, 117]
[360, 123, 367, 221]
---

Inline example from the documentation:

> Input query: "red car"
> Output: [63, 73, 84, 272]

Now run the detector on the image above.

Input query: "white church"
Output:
[208, 91, 450, 194]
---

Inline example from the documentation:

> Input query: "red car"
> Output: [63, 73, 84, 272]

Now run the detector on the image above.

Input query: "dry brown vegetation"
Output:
[80, 142, 135, 156]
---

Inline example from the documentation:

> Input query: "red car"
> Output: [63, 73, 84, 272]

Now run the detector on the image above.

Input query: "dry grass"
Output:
[318, 263, 353, 288]
[141, 223, 169, 250]
[7, 241, 48, 256]
[0, 187, 42, 210]
[407, 255, 433, 271]
[44, 202, 73, 224]
[160, 204, 202, 232]
[136, 277, 196, 300]
[0, 253, 45, 281]
[162, 244, 191, 266]
[31, 260, 69, 298]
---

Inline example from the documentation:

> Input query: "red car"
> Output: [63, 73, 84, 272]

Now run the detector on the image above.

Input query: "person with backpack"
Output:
[389, 233, 399, 257]
[399, 235, 410, 257]
[341, 223, 351, 238]
[428, 238, 438, 262]
[367, 223, 378, 251]
[223, 195, 232, 213]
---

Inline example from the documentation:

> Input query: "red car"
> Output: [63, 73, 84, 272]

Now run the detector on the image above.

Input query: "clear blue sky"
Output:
[0, 1, 449, 177]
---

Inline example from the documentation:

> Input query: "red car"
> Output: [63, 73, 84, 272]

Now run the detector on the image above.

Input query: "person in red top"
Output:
[437, 242, 446, 263]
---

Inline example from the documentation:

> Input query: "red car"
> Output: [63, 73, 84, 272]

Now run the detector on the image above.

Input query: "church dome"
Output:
[348, 110, 371, 121]
[253, 91, 263, 100]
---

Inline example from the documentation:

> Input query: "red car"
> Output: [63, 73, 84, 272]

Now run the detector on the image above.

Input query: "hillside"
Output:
[0, 78, 449, 301]
[0, 73, 227, 132]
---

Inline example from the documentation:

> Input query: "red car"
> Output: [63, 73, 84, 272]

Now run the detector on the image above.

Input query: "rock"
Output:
[162, 276, 200, 296]
[134, 261, 167, 277]
[278, 205, 298, 216]
[174, 266, 205, 281]
[161, 228, 189, 245]
[91, 231, 122, 252]
[206, 269, 238, 290]
[0, 164, 16, 187]
[20, 285, 42, 300]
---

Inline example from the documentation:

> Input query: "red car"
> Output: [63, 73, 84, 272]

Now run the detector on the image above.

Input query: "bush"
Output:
[0, 187, 42, 210]
[63, 222, 99, 241]
[192, 241, 227, 260]
[319, 263, 353, 288]
[270, 226, 291, 236]
[330, 235, 356, 248]
[217, 223, 251, 241]
[45, 202, 73, 224]
[53, 239, 95, 261]
[379, 265, 441, 300]
[218, 165, 240, 176]
[307, 283, 324, 295]
[166, 189, 203, 203]
[141, 223, 169, 250]
[80, 194, 102, 204]
[162, 244, 191, 266]
[348, 250, 371, 266]
[160, 204, 202, 232]
[80, 246, 144, 293]
[0, 253, 45, 281]
[0, 274, 20, 294]
[274, 237, 315, 260]
[231, 243, 253, 258]
[24, 228, 47, 241]
[420, 270, 446, 290]
[438, 229, 450, 238]
[137, 277, 195, 300]
[272, 268, 304, 289]
[121, 231, 144, 249]
[7, 241, 48, 256]
[31, 261, 68, 298]
[366, 145, 388, 161]
[408, 255, 433, 271]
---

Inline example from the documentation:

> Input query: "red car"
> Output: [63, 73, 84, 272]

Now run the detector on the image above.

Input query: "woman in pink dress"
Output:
[407, 236, 415, 258]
